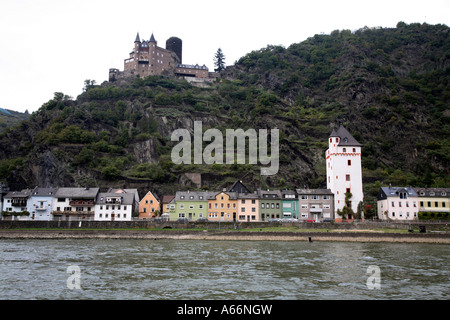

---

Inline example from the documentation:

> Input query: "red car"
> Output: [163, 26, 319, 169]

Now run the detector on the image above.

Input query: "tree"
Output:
[214, 48, 226, 72]
[337, 192, 355, 220]
[83, 79, 96, 92]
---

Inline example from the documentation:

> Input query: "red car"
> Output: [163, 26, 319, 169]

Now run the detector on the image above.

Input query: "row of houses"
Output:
[1, 181, 448, 222]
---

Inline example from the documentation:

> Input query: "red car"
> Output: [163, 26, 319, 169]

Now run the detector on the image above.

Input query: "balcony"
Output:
[69, 200, 95, 206]
[52, 210, 94, 215]
[12, 200, 28, 207]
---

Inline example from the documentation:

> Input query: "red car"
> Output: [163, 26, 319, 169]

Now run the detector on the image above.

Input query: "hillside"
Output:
[0, 22, 448, 208]
[0, 108, 30, 133]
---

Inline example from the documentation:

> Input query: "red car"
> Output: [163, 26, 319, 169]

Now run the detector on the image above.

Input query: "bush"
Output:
[418, 211, 450, 220]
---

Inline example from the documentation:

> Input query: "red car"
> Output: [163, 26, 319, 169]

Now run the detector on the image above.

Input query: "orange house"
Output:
[207, 191, 238, 222]
[138, 191, 160, 219]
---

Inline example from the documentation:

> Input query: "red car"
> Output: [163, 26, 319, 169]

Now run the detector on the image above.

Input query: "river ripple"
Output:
[0, 239, 448, 300]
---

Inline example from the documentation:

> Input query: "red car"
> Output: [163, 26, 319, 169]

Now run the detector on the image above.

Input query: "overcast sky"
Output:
[0, 0, 449, 113]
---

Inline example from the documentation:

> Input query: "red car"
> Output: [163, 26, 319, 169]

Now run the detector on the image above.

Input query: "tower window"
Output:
[346, 174, 350, 181]
[348, 160, 351, 166]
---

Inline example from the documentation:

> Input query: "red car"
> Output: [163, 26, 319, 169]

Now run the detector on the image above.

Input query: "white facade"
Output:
[326, 126, 364, 220]
[94, 193, 134, 221]
[2, 189, 33, 221]
[27, 188, 55, 221]
[377, 186, 419, 220]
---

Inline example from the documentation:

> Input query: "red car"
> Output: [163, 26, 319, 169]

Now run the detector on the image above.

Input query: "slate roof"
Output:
[31, 187, 56, 197]
[96, 193, 134, 205]
[413, 188, 450, 198]
[377, 186, 418, 200]
[296, 189, 333, 195]
[330, 125, 362, 146]
[54, 187, 99, 198]
[174, 191, 216, 201]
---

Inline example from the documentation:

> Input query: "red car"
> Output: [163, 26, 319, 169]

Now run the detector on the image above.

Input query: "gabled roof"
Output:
[96, 193, 135, 205]
[228, 180, 251, 194]
[378, 186, 418, 200]
[31, 187, 56, 197]
[330, 125, 362, 146]
[54, 187, 99, 198]
[175, 191, 216, 201]
[162, 195, 175, 203]
[296, 188, 333, 195]
[4, 189, 33, 198]
[257, 189, 282, 199]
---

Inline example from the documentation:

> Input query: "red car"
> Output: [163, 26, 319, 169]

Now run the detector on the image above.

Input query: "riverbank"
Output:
[0, 229, 449, 243]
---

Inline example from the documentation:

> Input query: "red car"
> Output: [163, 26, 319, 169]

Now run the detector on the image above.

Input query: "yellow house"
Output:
[138, 191, 160, 219]
[414, 188, 450, 213]
[207, 191, 238, 222]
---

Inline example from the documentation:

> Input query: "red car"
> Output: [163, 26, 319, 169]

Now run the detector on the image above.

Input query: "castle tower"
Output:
[166, 37, 182, 63]
[326, 125, 364, 220]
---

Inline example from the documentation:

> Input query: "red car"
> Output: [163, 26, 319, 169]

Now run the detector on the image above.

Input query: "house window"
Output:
[301, 195, 308, 200]
[241, 199, 245, 204]
[346, 174, 351, 181]
[353, 148, 356, 152]
[343, 148, 346, 152]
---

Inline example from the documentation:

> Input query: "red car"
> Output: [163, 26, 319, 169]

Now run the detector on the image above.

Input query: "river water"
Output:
[0, 239, 448, 300]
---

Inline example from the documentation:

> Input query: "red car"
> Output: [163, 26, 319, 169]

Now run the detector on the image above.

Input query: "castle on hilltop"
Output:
[109, 32, 216, 82]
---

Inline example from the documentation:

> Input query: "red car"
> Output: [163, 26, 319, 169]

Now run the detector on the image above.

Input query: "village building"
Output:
[208, 191, 238, 222]
[52, 187, 99, 221]
[1, 188, 34, 220]
[281, 190, 299, 219]
[258, 189, 282, 221]
[377, 186, 419, 221]
[414, 188, 450, 214]
[28, 187, 56, 221]
[161, 195, 175, 219]
[296, 189, 334, 222]
[170, 191, 213, 221]
[237, 192, 259, 222]
[94, 192, 135, 221]
[138, 191, 161, 219]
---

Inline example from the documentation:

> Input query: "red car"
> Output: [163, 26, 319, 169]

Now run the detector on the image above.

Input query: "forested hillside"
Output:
[0, 22, 448, 208]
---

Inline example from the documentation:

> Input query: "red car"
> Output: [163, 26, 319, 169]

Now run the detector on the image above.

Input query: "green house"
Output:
[258, 189, 282, 221]
[281, 190, 299, 219]
[170, 191, 215, 221]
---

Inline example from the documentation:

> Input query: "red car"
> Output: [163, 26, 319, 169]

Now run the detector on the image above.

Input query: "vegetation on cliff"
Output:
[0, 22, 448, 210]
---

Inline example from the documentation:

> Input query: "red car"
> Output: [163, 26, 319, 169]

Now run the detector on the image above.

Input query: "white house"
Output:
[28, 187, 56, 220]
[377, 186, 419, 220]
[52, 187, 99, 221]
[2, 189, 33, 220]
[94, 192, 134, 221]
[326, 125, 364, 220]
